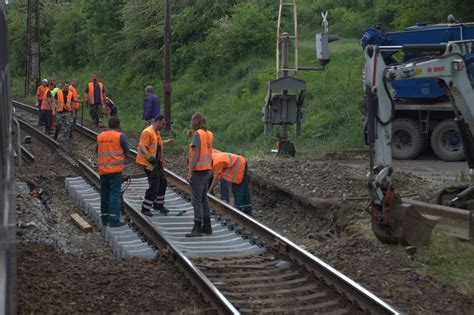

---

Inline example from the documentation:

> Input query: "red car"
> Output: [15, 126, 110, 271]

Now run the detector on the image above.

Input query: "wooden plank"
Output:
[70, 213, 93, 232]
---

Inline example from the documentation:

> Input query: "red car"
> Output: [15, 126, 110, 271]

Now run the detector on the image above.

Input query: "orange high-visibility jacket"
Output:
[212, 152, 246, 184]
[40, 89, 53, 111]
[189, 129, 213, 171]
[136, 125, 163, 167]
[55, 89, 71, 112]
[36, 85, 46, 102]
[67, 85, 80, 110]
[87, 82, 105, 105]
[97, 130, 125, 175]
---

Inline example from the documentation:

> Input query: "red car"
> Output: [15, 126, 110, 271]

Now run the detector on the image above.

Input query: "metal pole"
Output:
[163, 0, 172, 133]
[280, 33, 290, 142]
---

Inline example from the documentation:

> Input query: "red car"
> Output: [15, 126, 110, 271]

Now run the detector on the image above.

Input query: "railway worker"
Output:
[39, 82, 54, 134]
[53, 83, 71, 141]
[208, 151, 252, 216]
[136, 115, 174, 217]
[142, 85, 160, 125]
[84, 74, 106, 126]
[186, 112, 213, 237]
[103, 96, 118, 117]
[66, 79, 80, 140]
[97, 116, 129, 227]
[209, 149, 230, 203]
[36, 79, 49, 126]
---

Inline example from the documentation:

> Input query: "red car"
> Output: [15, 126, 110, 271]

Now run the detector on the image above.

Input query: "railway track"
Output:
[13, 100, 400, 314]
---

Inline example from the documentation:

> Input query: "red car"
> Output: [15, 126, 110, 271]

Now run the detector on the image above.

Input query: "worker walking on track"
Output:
[36, 79, 49, 126]
[39, 82, 54, 134]
[209, 151, 252, 216]
[186, 112, 213, 237]
[66, 79, 80, 141]
[84, 74, 106, 126]
[53, 83, 71, 141]
[142, 85, 160, 125]
[136, 115, 174, 217]
[97, 116, 129, 227]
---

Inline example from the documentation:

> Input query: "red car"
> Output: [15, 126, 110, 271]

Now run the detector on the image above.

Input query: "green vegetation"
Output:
[7, 0, 474, 155]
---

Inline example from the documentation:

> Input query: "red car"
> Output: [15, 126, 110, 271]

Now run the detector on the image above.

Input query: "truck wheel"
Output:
[391, 119, 425, 160]
[430, 119, 464, 161]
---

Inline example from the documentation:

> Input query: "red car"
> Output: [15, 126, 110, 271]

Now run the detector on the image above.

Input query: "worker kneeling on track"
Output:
[209, 151, 252, 216]
[136, 115, 174, 217]
[97, 117, 130, 227]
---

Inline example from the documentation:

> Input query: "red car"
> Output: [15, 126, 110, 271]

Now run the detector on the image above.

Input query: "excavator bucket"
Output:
[372, 200, 439, 246]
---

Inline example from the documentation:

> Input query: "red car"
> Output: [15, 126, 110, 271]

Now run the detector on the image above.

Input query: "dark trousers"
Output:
[40, 110, 52, 133]
[90, 103, 101, 125]
[191, 170, 212, 223]
[232, 165, 252, 215]
[100, 172, 122, 224]
[142, 165, 167, 211]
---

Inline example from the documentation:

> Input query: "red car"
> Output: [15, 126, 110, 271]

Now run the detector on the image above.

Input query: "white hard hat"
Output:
[42, 79, 49, 84]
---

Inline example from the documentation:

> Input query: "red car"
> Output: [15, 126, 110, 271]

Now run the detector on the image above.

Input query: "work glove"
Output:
[144, 151, 156, 164]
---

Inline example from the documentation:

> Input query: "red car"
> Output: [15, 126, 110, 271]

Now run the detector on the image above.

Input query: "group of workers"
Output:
[97, 111, 253, 237]
[36, 75, 117, 141]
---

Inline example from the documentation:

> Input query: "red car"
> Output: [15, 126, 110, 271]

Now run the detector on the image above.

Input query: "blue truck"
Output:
[361, 19, 474, 160]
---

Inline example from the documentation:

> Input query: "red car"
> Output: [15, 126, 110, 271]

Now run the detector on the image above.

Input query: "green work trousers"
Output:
[232, 165, 252, 215]
[100, 172, 122, 225]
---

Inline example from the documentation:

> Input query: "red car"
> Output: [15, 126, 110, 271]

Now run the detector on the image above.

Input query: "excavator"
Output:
[364, 40, 474, 245]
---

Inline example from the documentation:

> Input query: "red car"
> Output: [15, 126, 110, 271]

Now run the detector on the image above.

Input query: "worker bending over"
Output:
[97, 117, 129, 227]
[209, 151, 252, 216]
[186, 112, 213, 237]
[136, 115, 173, 217]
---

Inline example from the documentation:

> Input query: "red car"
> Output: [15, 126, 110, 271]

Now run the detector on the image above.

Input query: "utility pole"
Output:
[163, 0, 172, 134]
[25, 0, 40, 95]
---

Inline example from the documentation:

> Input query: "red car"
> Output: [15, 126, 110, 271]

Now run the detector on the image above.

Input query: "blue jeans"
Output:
[220, 179, 230, 203]
[100, 172, 122, 224]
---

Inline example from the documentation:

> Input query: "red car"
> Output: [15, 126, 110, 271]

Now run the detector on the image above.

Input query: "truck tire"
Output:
[391, 119, 425, 160]
[430, 119, 464, 161]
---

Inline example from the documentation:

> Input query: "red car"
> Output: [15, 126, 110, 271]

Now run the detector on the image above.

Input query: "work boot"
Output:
[141, 209, 154, 217]
[202, 217, 212, 235]
[153, 204, 169, 215]
[186, 221, 203, 237]
[109, 221, 127, 228]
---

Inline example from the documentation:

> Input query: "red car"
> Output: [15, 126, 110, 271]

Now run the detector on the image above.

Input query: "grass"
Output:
[12, 38, 366, 158]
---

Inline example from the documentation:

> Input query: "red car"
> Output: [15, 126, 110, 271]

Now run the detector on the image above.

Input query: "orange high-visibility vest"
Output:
[36, 85, 46, 102]
[40, 89, 52, 111]
[212, 152, 246, 184]
[67, 85, 80, 110]
[55, 89, 70, 112]
[97, 130, 125, 175]
[87, 82, 105, 105]
[189, 129, 213, 171]
[136, 125, 163, 167]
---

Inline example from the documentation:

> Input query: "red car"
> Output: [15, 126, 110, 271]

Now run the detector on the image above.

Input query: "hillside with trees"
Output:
[7, 0, 474, 154]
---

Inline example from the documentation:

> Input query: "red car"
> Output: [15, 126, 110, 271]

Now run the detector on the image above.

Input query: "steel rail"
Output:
[14, 113, 239, 314]
[14, 99, 400, 314]
[20, 145, 35, 163]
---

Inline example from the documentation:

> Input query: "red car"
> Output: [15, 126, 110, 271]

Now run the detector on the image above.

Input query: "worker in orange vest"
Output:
[39, 82, 54, 134]
[186, 112, 214, 237]
[66, 79, 80, 140]
[36, 79, 49, 126]
[96, 116, 129, 227]
[53, 82, 72, 141]
[84, 74, 105, 126]
[136, 115, 174, 217]
[209, 151, 252, 216]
